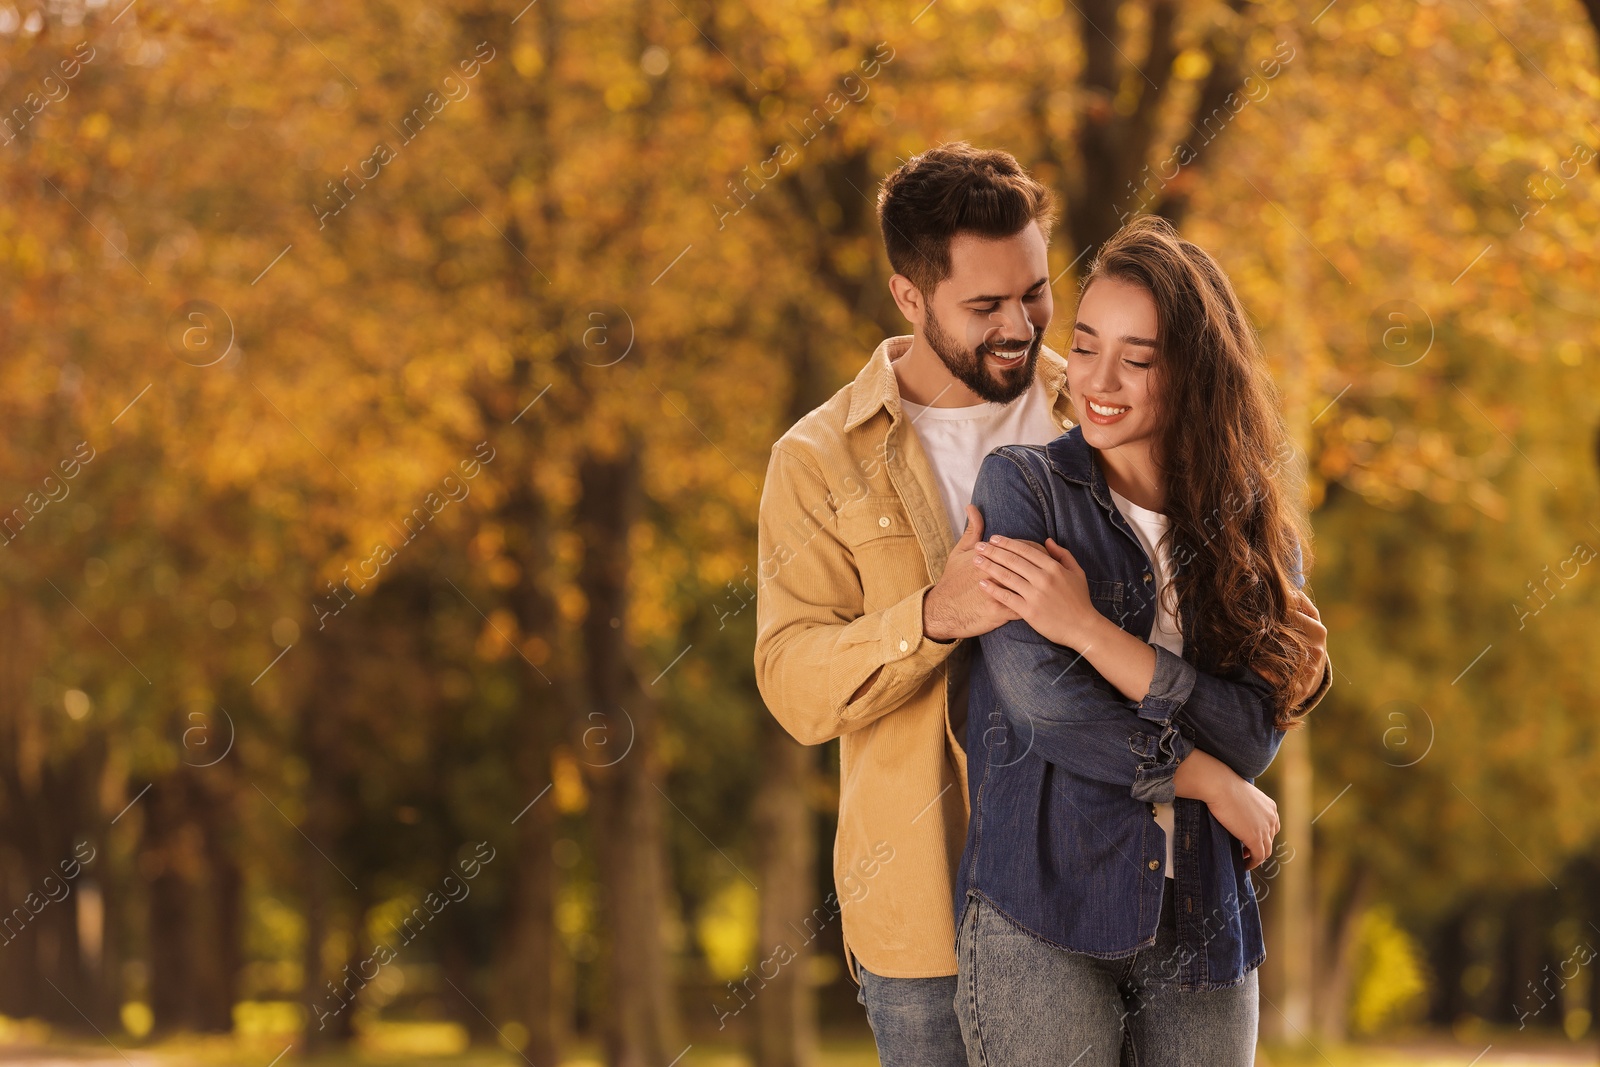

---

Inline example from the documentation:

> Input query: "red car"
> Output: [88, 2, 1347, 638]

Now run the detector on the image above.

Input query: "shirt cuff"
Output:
[1129, 721, 1196, 804]
[1137, 644, 1197, 726]
[881, 583, 961, 667]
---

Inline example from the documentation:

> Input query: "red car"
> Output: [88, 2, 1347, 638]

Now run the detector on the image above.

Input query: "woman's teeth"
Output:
[1089, 400, 1129, 416]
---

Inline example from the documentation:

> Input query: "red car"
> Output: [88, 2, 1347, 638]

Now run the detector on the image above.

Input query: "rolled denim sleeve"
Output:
[972, 451, 1194, 803]
[1158, 539, 1329, 779]
[1151, 646, 1285, 781]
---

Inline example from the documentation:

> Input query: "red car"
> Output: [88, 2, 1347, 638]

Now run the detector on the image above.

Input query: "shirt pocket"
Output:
[1088, 578, 1126, 624]
[837, 497, 926, 613]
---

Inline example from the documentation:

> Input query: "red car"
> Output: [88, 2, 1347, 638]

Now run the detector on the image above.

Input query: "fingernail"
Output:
[992, 535, 1006, 543]
[976, 544, 988, 552]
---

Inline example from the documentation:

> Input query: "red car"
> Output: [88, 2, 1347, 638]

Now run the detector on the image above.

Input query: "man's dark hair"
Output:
[875, 142, 1056, 297]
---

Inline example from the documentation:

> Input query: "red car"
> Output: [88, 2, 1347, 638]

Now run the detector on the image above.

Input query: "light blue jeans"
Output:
[955, 885, 1259, 1067]
[855, 962, 969, 1067]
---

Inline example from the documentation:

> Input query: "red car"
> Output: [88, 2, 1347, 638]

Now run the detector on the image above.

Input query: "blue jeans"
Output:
[856, 962, 969, 1067]
[955, 885, 1259, 1067]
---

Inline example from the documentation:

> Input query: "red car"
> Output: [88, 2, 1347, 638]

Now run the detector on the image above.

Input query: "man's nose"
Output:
[986, 302, 1033, 344]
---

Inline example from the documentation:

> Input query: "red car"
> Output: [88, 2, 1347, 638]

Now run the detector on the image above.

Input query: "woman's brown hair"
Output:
[1080, 215, 1317, 729]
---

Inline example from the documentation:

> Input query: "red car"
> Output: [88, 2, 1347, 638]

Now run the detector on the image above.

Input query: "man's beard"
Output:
[924, 307, 1041, 404]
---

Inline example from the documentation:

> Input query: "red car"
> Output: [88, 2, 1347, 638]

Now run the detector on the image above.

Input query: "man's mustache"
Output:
[980, 330, 1041, 355]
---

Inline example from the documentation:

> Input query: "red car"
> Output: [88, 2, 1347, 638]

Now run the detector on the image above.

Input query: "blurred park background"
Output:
[3, 0, 1600, 1065]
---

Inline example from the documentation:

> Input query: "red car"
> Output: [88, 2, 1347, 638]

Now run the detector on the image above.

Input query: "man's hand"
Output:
[1286, 590, 1328, 707]
[923, 505, 1020, 641]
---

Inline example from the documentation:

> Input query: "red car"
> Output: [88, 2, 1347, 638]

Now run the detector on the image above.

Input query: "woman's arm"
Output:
[970, 450, 1197, 803]
[1173, 748, 1280, 869]
[971, 450, 1281, 865]
[974, 535, 1286, 780]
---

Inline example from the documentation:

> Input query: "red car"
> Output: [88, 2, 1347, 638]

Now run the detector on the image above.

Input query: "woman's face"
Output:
[1067, 276, 1162, 454]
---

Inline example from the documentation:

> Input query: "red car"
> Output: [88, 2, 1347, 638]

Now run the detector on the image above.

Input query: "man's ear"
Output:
[888, 273, 927, 327]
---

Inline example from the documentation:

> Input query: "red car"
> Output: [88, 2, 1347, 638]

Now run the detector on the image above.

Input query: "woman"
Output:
[952, 215, 1326, 1066]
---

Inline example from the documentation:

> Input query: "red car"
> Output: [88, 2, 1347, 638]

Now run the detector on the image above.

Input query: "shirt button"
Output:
[1148, 859, 1159, 870]
[899, 639, 909, 652]
[1143, 572, 1154, 583]
[879, 516, 891, 528]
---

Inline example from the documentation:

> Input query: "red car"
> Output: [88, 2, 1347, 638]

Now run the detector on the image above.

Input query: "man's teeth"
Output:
[1089, 400, 1129, 416]
[988, 348, 1025, 360]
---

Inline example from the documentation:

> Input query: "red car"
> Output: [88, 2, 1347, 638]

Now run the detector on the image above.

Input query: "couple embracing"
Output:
[754, 142, 1331, 1066]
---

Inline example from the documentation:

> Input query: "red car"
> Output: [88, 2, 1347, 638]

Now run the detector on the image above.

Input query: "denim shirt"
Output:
[954, 428, 1293, 991]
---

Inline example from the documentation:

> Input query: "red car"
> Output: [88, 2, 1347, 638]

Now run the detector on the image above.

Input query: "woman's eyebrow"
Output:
[1074, 322, 1158, 348]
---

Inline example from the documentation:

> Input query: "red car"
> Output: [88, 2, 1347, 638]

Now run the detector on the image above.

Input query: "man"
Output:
[753, 143, 1329, 1065]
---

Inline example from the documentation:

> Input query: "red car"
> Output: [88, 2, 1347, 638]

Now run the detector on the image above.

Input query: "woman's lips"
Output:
[1083, 398, 1130, 424]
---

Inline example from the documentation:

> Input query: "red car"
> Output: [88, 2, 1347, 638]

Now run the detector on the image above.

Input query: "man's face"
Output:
[921, 223, 1053, 403]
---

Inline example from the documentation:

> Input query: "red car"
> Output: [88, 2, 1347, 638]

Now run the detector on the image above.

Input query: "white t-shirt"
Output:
[898, 375, 1064, 542]
[1109, 487, 1183, 879]
[896, 373, 1065, 750]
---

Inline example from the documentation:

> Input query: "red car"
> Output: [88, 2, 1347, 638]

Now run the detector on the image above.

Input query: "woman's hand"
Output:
[1204, 776, 1280, 870]
[1173, 749, 1280, 870]
[973, 535, 1094, 648]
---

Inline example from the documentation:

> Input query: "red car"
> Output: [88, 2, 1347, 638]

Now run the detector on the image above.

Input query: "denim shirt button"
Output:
[1143, 571, 1153, 583]
[1147, 860, 1159, 870]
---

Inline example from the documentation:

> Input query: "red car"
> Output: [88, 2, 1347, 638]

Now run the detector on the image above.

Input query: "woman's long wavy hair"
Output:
[1079, 216, 1316, 729]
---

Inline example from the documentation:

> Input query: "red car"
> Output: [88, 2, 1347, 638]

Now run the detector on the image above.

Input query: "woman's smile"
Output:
[1083, 396, 1131, 423]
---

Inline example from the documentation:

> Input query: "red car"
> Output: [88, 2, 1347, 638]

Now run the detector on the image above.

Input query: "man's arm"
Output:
[753, 444, 958, 746]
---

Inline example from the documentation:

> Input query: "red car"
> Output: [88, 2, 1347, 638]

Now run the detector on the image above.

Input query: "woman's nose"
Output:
[1085, 361, 1120, 393]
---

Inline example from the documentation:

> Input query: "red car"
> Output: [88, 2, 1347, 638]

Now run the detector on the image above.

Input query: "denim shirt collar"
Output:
[1042, 428, 1199, 649]
[1041, 425, 1106, 498]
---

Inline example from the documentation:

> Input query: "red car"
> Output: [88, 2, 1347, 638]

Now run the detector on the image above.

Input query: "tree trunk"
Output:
[193, 775, 243, 1033]
[750, 717, 818, 1067]
[0, 601, 114, 1032]
[1424, 909, 1469, 1026]
[1267, 161, 1318, 1044]
[492, 478, 568, 1063]
[497, 787, 562, 1061]
[1312, 864, 1371, 1041]
[576, 450, 681, 1067]
[1273, 729, 1315, 1041]
[145, 777, 198, 1034]
[297, 678, 342, 1055]
[746, 299, 833, 1067]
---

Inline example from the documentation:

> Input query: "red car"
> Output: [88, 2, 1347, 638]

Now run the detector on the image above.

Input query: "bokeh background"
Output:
[2, 0, 1599, 1065]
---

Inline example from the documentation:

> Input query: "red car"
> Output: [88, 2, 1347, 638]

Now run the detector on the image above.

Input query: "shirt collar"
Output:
[843, 334, 1073, 434]
[1044, 426, 1123, 515]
